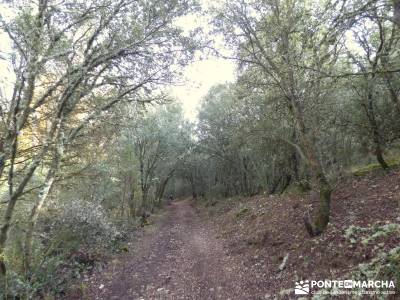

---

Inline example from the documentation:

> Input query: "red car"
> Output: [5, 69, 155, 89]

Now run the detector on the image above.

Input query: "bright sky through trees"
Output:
[170, 0, 236, 121]
[171, 58, 236, 122]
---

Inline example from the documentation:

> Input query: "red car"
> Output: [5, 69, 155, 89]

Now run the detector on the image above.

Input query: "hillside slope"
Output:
[202, 168, 400, 298]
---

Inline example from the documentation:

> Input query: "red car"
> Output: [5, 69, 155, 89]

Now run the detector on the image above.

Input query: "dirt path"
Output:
[86, 199, 255, 300]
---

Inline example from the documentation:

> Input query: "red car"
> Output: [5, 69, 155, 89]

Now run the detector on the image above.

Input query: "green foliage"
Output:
[44, 200, 122, 253]
[345, 223, 400, 246]
[0, 271, 36, 299]
[350, 247, 400, 297]
[309, 245, 400, 299]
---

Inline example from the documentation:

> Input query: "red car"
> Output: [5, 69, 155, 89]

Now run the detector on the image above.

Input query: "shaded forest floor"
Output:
[203, 167, 400, 298]
[71, 168, 400, 299]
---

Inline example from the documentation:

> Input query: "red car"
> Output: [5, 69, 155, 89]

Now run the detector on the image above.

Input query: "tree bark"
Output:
[156, 169, 175, 205]
[24, 122, 64, 278]
[292, 100, 332, 236]
[365, 91, 389, 169]
[128, 188, 135, 218]
[23, 175, 55, 277]
[189, 174, 197, 199]
[394, 0, 400, 26]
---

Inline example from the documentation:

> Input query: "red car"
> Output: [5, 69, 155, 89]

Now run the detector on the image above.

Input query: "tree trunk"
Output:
[384, 74, 400, 115]
[189, 175, 197, 199]
[366, 91, 389, 169]
[24, 124, 64, 277]
[269, 175, 281, 194]
[120, 177, 128, 218]
[157, 178, 169, 205]
[140, 187, 149, 226]
[394, 0, 400, 26]
[292, 100, 332, 236]
[139, 156, 148, 224]
[128, 188, 135, 218]
[24, 176, 55, 277]
[156, 169, 175, 205]
[375, 142, 389, 169]
[290, 129, 299, 181]
[309, 171, 332, 235]
[0, 156, 44, 286]
[280, 174, 292, 194]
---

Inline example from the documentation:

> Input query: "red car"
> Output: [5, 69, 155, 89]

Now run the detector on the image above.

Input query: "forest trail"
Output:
[86, 199, 255, 300]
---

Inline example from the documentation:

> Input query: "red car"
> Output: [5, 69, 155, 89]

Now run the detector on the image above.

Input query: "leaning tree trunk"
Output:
[24, 124, 64, 278]
[24, 174, 56, 277]
[0, 144, 51, 287]
[374, 138, 389, 169]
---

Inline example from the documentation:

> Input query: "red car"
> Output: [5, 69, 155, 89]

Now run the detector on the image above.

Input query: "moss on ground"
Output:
[352, 157, 400, 177]
[234, 207, 250, 219]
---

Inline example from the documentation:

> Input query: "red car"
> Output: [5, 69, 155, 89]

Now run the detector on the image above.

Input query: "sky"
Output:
[0, 3, 15, 101]
[170, 0, 237, 122]
[170, 58, 236, 122]
[0, 0, 237, 122]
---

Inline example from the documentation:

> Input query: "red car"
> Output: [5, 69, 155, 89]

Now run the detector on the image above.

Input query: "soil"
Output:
[84, 200, 258, 299]
[78, 168, 400, 299]
[205, 168, 400, 299]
